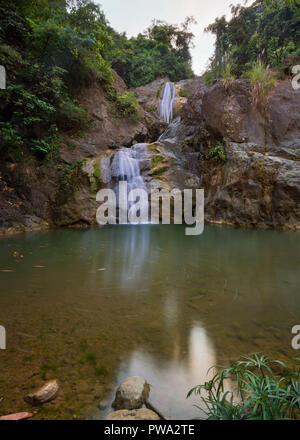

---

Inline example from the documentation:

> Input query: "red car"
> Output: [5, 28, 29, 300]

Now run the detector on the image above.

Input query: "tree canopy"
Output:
[204, 0, 300, 85]
[108, 17, 196, 87]
[0, 0, 195, 157]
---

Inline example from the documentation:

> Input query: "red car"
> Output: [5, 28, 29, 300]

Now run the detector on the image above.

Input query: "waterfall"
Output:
[102, 82, 178, 224]
[111, 144, 149, 223]
[159, 82, 176, 123]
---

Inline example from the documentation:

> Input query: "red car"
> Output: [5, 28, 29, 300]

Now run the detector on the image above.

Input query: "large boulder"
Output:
[155, 78, 300, 230]
[60, 73, 166, 164]
[105, 409, 160, 421]
[112, 377, 150, 411]
[132, 78, 168, 113]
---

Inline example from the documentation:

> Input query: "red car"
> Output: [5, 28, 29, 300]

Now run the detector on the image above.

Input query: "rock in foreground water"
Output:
[105, 409, 160, 420]
[24, 380, 59, 405]
[112, 376, 150, 410]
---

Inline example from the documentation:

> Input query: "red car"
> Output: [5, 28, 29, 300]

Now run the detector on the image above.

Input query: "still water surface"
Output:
[0, 225, 299, 419]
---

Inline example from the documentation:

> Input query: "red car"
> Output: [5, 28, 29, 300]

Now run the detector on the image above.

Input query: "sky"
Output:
[97, 0, 254, 75]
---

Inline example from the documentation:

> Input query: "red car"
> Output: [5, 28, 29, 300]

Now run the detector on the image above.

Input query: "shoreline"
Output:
[1, 219, 299, 238]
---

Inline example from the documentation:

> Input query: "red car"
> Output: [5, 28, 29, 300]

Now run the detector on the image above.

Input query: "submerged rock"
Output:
[24, 380, 59, 405]
[98, 399, 109, 410]
[105, 408, 160, 421]
[112, 376, 150, 411]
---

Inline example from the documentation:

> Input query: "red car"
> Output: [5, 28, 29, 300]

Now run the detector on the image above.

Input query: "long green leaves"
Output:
[188, 354, 300, 420]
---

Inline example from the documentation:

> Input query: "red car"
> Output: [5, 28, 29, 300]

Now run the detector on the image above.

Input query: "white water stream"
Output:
[158, 82, 177, 123]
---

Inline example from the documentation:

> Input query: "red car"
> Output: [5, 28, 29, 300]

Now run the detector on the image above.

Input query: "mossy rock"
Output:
[156, 83, 164, 100]
[151, 155, 165, 168]
[148, 143, 160, 154]
[90, 159, 102, 193]
[179, 88, 189, 98]
[150, 165, 169, 179]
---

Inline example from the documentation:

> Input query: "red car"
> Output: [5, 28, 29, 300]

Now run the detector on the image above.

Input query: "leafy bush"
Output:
[188, 354, 300, 420]
[244, 61, 276, 108]
[206, 142, 226, 163]
[0, 122, 23, 149]
[179, 88, 189, 98]
[30, 135, 59, 158]
[204, 0, 299, 84]
[0, 1, 114, 159]
[114, 91, 141, 120]
[220, 62, 236, 83]
[61, 159, 84, 191]
[57, 99, 91, 132]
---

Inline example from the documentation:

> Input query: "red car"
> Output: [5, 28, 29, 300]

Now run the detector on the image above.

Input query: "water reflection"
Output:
[100, 324, 217, 420]
[0, 225, 299, 420]
[102, 226, 152, 290]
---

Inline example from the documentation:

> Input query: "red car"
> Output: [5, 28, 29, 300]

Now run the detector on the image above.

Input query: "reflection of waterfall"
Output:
[99, 326, 218, 420]
[110, 144, 149, 223]
[102, 225, 152, 291]
[159, 82, 177, 123]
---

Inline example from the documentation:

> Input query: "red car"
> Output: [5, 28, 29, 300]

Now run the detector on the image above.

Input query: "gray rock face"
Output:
[112, 377, 150, 411]
[1, 74, 298, 234]
[0, 72, 167, 234]
[105, 408, 160, 420]
[132, 78, 168, 113]
[155, 78, 300, 230]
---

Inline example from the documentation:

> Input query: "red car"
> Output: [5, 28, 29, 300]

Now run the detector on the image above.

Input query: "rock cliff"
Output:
[0, 75, 299, 234]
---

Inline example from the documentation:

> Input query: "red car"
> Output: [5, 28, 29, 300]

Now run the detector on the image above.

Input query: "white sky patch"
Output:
[97, 0, 255, 75]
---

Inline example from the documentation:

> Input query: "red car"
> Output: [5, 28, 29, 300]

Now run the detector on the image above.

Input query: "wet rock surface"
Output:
[105, 408, 160, 420]
[155, 78, 300, 230]
[112, 376, 150, 411]
[0, 74, 299, 233]
[60, 75, 165, 163]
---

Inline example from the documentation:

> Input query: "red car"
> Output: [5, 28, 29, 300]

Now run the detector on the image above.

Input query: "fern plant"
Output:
[188, 354, 300, 420]
[206, 142, 226, 163]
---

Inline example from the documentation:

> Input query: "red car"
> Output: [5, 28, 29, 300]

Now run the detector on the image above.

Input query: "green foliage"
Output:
[95, 366, 107, 376]
[243, 61, 276, 107]
[81, 352, 97, 366]
[114, 91, 141, 120]
[0, 0, 114, 159]
[179, 88, 189, 98]
[109, 17, 196, 87]
[61, 159, 84, 190]
[31, 135, 60, 158]
[90, 161, 102, 193]
[151, 155, 165, 168]
[255, 158, 277, 188]
[0, 122, 23, 149]
[0, 0, 197, 160]
[206, 142, 226, 163]
[220, 62, 235, 83]
[188, 354, 300, 420]
[151, 165, 169, 179]
[80, 351, 107, 376]
[204, 0, 300, 84]
[57, 98, 91, 131]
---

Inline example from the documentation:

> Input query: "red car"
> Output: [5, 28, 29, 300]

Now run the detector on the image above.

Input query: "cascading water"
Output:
[104, 82, 178, 224]
[158, 82, 177, 124]
[111, 144, 149, 223]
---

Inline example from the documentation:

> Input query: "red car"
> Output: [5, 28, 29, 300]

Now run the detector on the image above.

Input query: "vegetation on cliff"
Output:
[108, 17, 195, 87]
[189, 354, 300, 420]
[0, 0, 195, 159]
[204, 0, 300, 86]
[0, 0, 113, 157]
